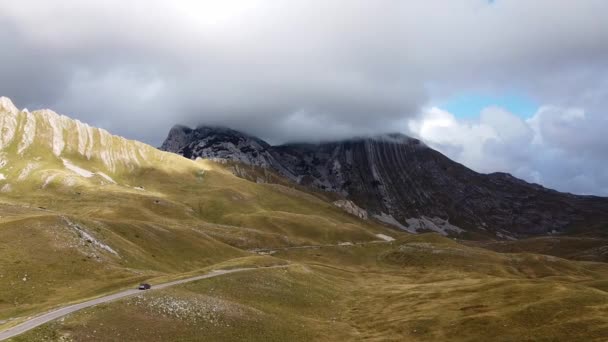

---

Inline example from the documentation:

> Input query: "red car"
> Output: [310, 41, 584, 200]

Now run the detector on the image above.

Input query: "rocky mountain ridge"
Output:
[161, 124, 608, 238]
[0, 97, 202, 191]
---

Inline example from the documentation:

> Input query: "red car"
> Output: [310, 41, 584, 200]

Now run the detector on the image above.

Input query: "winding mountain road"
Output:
[0, 236, 395, 340]
[0, 266, 287, 341]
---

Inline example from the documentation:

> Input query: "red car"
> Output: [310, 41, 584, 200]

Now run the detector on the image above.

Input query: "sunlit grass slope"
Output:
[0, 97, 399, 324]
[3, 97, 607, 341]
[13, 233, 608, 342]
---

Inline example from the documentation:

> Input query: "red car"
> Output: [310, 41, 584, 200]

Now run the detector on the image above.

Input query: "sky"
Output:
[0, 1, 607, 195]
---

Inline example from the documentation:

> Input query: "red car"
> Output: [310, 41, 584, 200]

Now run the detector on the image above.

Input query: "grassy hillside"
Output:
[466, 236, 608, 263]
[2, 97, 608, 341]
[0, 165, 395, 324]
[0, 98, 400, 327]
[11, 234, 608, 342]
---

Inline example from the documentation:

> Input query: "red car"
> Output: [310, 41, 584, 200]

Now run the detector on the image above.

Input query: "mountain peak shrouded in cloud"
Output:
[1, 1, 608, 195]
[160, 124, 608, 237]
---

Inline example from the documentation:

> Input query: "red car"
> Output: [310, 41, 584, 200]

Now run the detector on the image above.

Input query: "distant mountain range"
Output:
[2, 92, 606, 241]
[2, 97, 608, 341]
[161, 124, 608, 239]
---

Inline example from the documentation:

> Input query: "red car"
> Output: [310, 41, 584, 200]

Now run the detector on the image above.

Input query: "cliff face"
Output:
[0, 97, 201, 191]
[161, 125, 608, 238]
[160, 125, 277, 168]
[0, 97, 160, 172]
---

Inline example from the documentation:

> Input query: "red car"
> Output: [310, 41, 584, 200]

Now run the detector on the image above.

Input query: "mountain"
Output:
[161, 125, 608, 238]
[160, 125, 276, 168]
[0, 96, 398, 330]
[0, 96, 386, 248]
[0, 97, 203, 193]
[3, 98, 608, 342]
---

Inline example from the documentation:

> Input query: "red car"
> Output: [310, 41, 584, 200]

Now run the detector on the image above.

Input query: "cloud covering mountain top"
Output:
[410, 105, 608, 195]
[0, 1, 607, 194]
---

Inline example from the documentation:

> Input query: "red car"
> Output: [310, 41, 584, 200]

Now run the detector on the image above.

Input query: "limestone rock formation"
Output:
[161, 125, 608, 238]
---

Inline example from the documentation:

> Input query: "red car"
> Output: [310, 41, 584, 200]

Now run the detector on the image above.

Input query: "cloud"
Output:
[410, 105, 608, 195]
[0, 0, 431, 144]
[1, 1, 607, 143]
[0, 1, 607, 194]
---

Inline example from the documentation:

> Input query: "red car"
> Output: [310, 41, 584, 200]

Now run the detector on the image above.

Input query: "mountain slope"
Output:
[160, 125, 278, 168]
[0, 97, 203, 194]
[161, 125, 608, 238]
[0, 97, 396, 324]
[12, 233, 608, 342]
[3, 98, 608, 342]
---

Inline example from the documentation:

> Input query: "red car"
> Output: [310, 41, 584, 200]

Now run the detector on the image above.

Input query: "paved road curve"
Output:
[0, 266, 286, 341]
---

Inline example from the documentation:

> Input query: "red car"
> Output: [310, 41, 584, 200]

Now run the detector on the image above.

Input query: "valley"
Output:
[1, 97, 607, 341]
[7, 236, 608, 341]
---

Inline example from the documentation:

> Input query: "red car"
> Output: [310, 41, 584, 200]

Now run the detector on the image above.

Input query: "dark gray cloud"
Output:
[1, 1, 608, 194]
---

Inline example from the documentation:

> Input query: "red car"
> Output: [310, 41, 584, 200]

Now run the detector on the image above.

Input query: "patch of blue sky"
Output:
[440, 92, 538, 119]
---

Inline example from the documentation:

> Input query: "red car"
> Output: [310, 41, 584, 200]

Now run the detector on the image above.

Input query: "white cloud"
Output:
[0, 0, 607, 146]
[410, 106, 608, 196]
[0, 1, 607, 195]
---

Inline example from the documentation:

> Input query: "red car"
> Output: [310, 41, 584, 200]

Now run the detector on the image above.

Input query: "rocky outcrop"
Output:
[160, 125, 278, 168]
[0, 97, 200, 189]
[161, 125, 608, 238]
[0, 97, 159, 172]
[333, 200, 368, 220]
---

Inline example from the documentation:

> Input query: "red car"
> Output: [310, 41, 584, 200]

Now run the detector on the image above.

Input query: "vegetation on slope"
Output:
[466, 236, 608, 263]
[11, 234, 608, 342]
[2, 98, 608, 341]
[0, 98, 400, 327]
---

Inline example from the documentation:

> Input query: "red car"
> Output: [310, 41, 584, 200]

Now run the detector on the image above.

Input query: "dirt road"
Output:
[0, 266, 286, 341]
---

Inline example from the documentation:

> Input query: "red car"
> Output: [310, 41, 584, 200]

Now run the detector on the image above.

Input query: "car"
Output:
[138, 283, 151, 290]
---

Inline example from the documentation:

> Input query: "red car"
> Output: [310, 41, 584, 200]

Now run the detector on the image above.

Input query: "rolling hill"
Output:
[0, 97, 394, 328]
[1, 97, 608, 341]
